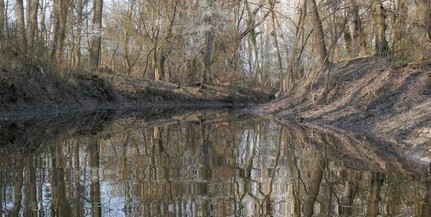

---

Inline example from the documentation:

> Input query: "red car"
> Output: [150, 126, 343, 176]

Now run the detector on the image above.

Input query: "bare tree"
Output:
[122, 0, 140, 75]
[308, 0, 329, 68]
[202, 0, 215, 85]
[15, 0, 26, 50]
[51, 0, 71, 63]
[154, 0, 179, 81]
[26, 0, 39, 51]
[345, 0, 363, 57]
[0, 0, 4, 38]
[89, 0, 103, 69]
[372, 0, 389, 56]
[415, 0, 431, 40]
[285, 0, 308, 93]
[269, 0, 284, 91]
[71, 0, 88, 67]
[38, 0, 48, 46]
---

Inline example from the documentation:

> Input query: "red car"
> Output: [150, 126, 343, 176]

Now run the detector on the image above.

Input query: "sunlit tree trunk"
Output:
[89, 0, 103, 69]
[269, 0, 284, 91]
[245, 0, 261, 84]
[414, 0, 431, 40]
[345, 0, 363, 57]
[372, 0, 389, 56]
[124, 0, 140, 75]
[26, 0, 39, 52]
[285, 0, 307, 93]
[15, 0, 26, 50]
[308, 0, 329, 69]
[153, 33, 162, 80]
[394, 0, 408, 45]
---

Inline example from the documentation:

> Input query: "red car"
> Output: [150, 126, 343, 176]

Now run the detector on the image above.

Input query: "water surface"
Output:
[0, 109, 430, 216]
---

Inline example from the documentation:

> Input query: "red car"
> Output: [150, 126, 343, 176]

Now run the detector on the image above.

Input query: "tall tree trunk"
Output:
[346, 0, 363, 57]
[245, 0, 260, 84]
[0, 0, 4, 37]
[89, 0, 103, 70]
[269, 0, 284, 91]
[372, 0, 389, 56]
[15, 0, 26, 50]
[72, 0, 85, 66]
[51, 0, 71, 63]
[285, 0, 307, 93]
[308, 0, 329, 68]
[39, 0, 48, 46]
[414, 0, 431, 40]
[202, 0, 215, 86]
[26, 0, 39, 51]
[392, 0, 408, 58]
[394, 0, 408, 42]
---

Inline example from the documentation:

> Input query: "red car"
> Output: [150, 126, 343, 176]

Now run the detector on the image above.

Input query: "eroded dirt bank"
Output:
[0, 68, 274, 117]
[253, 56, 431, 167]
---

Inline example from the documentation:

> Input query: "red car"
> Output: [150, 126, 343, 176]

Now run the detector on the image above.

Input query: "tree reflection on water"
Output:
[0, 111, 430, 216]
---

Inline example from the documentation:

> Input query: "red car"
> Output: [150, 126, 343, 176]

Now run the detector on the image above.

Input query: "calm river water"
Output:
[0, 109, 430, 216]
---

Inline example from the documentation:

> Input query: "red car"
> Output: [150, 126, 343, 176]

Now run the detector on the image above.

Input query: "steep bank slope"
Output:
[0, 68, 274, 116]
[254, 57, 431, 163]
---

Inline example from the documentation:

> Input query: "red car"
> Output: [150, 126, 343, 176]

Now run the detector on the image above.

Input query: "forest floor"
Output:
[252, 56, 431, 174]
[0, 67, 274, 118]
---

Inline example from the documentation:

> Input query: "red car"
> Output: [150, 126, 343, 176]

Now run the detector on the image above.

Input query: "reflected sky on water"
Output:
[0, 109, 430, 216]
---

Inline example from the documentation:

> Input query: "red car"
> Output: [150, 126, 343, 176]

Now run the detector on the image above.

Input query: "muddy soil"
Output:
[253, 56, 431, 169]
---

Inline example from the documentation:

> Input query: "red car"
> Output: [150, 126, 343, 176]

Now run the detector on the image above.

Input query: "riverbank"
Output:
[0, 67, 274, 118]
[253, 56, 431, 166]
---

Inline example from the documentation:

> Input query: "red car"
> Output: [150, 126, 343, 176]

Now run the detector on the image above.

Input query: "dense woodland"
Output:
[0, 0, 430, 92]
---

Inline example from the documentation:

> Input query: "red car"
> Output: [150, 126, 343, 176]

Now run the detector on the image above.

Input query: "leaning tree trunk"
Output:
[308, 0, 329, 69]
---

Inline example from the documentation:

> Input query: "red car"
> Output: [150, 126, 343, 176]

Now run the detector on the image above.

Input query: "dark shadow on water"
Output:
[0, 108, 430, 216]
